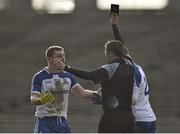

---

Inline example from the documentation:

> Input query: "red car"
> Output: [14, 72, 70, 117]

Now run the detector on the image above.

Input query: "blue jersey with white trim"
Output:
[132, 64, 156, 122]
[31, 67, 78, 118]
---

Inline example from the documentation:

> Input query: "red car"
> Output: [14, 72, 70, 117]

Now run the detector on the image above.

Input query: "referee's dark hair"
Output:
[105, 40, 124, 57]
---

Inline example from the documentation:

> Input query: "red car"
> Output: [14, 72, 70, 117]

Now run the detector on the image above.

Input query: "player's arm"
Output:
[31, 92, 41, 105]
[72, 84, 97, 99]
[31, 92, 55, 105]
[30, 75, 55, 105]
[64, 65, 109, 84]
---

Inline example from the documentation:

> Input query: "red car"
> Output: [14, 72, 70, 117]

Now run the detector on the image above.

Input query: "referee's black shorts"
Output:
[98, 110, 135, 133]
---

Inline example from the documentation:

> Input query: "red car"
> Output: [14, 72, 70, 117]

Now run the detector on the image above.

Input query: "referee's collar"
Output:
[111, 58, 125, 64]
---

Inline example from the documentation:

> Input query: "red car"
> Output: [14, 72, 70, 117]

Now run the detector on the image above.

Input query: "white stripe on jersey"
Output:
[31, 91, 41, 94]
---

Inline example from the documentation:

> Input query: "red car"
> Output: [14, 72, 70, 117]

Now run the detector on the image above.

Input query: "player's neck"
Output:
[47, 66, 59, 73]
[110, 56, 120, 63]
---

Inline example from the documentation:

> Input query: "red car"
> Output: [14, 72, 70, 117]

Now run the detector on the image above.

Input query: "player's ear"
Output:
[48, 57, 54, 63]
[109, 51, 115, 57]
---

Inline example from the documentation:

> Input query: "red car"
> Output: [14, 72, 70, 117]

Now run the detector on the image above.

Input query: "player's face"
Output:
[49, 50, 65, 70]
[53, 50, 65, 63]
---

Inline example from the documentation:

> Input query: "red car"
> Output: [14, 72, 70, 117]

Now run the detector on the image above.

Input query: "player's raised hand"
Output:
[40, 91, 55, 104]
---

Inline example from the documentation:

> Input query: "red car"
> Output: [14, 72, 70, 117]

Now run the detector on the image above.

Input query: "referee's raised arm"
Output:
[110, 13, 135, 65]
[110, 13, 124, 44]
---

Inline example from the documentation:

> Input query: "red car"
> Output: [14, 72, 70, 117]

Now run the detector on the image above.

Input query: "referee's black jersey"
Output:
[100, 58, 135, 112]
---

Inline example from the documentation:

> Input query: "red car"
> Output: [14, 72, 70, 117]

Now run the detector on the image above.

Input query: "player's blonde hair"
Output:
[45, 46, 64, 59]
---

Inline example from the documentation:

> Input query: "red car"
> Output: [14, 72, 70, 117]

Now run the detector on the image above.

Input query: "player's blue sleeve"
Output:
[134, 65, 142, 88]
[31, 74, 41, 93]
[68, 73, 78, 90]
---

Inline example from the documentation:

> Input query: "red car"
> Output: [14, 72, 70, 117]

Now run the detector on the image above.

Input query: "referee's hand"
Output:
[91, 93, 102, 105]
[110, 13, 119, 25]
[53, 58, 65, 70]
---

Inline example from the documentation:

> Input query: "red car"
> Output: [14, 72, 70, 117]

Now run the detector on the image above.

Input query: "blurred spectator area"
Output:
[0, 0, 180, 132]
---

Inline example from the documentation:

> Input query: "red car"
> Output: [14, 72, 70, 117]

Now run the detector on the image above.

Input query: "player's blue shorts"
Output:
[135, 121, 156, 133]
[34, 116, 72, 133]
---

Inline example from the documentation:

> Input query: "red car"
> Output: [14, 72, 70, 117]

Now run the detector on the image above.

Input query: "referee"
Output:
[59, 40, 135, 132]
[110, 12, 157, 133]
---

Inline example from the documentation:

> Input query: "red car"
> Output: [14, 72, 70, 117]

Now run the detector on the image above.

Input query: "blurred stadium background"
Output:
[0, 0, 180, 132]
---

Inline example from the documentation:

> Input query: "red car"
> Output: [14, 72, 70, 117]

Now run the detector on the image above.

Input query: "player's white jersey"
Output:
[132, 64, 156, 122]
[31, 67, 78, 118]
